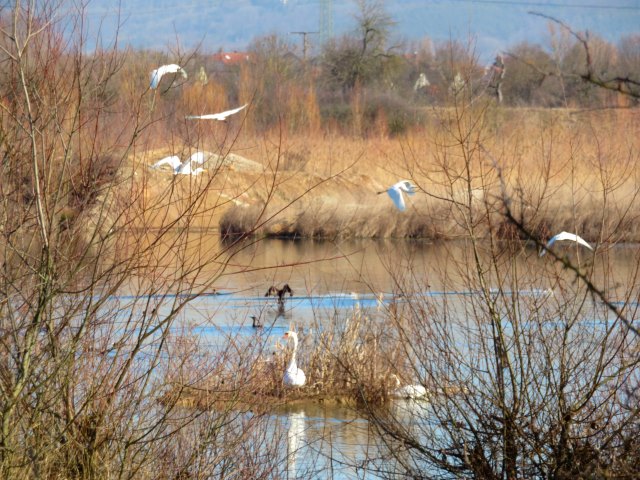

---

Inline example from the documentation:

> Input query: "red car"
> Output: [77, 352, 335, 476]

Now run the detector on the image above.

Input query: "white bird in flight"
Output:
[377, 180, 416, 211]
[185, 104, 248, 121]
[150, 64, 188, 89]
[149, 154, 205, 176]
[539, 231, 593, 257]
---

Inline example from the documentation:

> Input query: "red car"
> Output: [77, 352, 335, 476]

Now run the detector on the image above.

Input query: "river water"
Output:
[107, 236, 640, 478]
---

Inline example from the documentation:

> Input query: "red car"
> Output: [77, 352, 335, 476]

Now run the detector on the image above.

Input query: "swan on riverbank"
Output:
[149, 154, 205, 176]
[377, 180, 416, 211]
[283, 331, 306, 387]
[390, 374, 427, 399]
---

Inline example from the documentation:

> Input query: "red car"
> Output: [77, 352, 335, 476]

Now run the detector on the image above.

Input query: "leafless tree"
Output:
[0, 2, 315, 478]
[354, 57, 640, 477]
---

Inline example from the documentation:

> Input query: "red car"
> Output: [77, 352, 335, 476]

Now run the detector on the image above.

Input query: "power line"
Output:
[80, 0, 640, 18]
[445, 0, 640, 10]
[319, 0, 334, 44]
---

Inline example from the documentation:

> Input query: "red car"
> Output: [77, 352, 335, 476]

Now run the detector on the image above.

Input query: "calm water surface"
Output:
[109, 237, 640, 478]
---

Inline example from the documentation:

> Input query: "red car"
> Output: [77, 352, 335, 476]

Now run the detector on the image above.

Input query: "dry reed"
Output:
[206, 108, 640, 242]
[163, 304, 416, 410]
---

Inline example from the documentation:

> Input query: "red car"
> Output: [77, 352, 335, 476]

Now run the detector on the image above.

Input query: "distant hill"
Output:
[82, 0, 639, 62]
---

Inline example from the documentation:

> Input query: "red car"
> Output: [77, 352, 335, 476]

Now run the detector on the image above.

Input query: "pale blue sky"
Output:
[82, 0, 640, 62]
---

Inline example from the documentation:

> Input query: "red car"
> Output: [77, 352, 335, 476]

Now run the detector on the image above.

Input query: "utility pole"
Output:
[319, 0, 333, 45]
[290, 31, 319, 61]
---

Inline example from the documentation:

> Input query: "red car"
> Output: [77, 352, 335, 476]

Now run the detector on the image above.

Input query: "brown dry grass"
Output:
[126, 107, 640, 242]
[162, 305, 417, 410]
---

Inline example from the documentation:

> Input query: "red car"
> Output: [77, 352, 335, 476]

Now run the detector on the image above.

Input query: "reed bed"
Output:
[162, 305, 419, 410]
[210, 108, 640, 242]
[103, 106, 637, 248]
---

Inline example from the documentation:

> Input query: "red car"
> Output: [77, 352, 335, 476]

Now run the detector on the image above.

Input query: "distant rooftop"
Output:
[211, 52, 252, 65]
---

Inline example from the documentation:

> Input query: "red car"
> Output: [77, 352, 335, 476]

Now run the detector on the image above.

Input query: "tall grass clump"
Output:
[164, 300, 418, 410]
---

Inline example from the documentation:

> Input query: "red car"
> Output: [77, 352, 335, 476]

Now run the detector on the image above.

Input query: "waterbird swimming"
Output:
[539, 231, 593, 257]
[283, 331, 306, 387]
[150, 64, 187, 89]
[377, 180, 416, 211]
[185, 104, 248, 121]
[250, 315, 263, 328]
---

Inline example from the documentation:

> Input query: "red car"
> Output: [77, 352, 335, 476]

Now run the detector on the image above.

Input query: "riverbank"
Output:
[123, 108, 640, 243]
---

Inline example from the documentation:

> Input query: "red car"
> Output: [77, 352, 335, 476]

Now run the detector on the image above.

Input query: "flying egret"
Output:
[150, 64, 188, 89]
[283, 331, 306, 387]
[377, 180, 416, 211]
[539, 231, 593, 257]
[185, 104, 248, 121]
[149, 155, 204, 176]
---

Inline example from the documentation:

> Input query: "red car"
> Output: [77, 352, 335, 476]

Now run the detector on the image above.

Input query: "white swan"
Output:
[188, 151, 207, 164]
[150, 64, 187, 89]
[176, 162, 204, 176]
[149, 154, 205, 176]
[283, 331, 306, 387]
[539, 231, 593, 257]
[185, 104, 248, 121]
[390, 374, 427, 399]
[149, 155, 182, 171]
[377, 180, 416, 211]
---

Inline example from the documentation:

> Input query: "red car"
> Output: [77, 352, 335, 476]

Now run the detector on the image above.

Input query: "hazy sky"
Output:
[83, 0, 640, 62]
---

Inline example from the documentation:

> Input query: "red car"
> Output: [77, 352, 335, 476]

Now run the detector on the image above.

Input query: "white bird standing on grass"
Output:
[150, 64, 188, 89]
[187, 151, 207, 165]
[149, 155, 181, 171]
[149, 155, 204, 176]
[377, 180, 416, 211]
[539, 231, 593, 257]
[185, 104, 248, 121]
[283, 331, 306, 387]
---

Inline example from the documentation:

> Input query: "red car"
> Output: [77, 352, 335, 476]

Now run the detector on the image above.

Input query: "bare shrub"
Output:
[0, 3, 300, 478]
[352, 54, 640, 478]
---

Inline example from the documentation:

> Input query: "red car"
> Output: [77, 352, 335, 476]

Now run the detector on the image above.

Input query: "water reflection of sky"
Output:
[87, 238, 640, 477]
[276, 403, 384, 479]
[94, 237, 640, 363]
[120, 235, 640, 301]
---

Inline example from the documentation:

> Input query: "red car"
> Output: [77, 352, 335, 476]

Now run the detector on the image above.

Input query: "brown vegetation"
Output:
[162, 305, 418, 410]
[138, 108, 639, 243]
[0, 0, 638, 478]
